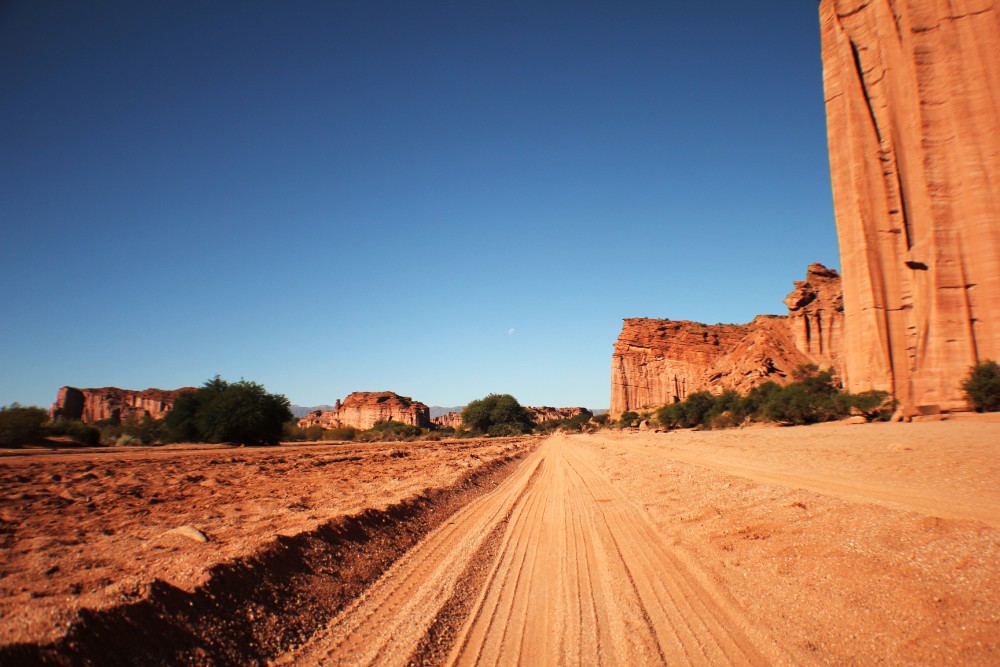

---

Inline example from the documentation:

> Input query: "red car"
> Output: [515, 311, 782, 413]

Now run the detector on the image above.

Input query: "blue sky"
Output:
[0, 1, 838, 410]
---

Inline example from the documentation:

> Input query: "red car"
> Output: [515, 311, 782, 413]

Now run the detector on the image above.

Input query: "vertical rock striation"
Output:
[49, 387, 196, 423]
[610, 265, 845, 416]
[820, 0, 1000, 412]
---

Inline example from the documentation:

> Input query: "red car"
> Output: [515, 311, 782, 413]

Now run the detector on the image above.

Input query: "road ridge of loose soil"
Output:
[0, 446, 535, 666]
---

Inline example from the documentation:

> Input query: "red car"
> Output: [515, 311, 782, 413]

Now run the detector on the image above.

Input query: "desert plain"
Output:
[1, 417, 997, 665]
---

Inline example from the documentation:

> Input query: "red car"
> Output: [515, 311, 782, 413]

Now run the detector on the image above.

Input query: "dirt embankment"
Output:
[0, 437, 536, 665]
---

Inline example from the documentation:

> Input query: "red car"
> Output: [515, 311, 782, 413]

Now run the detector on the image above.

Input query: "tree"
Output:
[164, 376, 292, 445]
[962, 360, 1000, 412]
[0, 404, 48, 447]
[462, 394, 533, 435]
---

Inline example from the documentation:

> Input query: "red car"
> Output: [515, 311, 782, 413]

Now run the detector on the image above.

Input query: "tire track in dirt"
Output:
[285, 436, 780, 666]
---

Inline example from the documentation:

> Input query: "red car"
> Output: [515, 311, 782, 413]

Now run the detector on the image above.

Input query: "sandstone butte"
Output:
[49, 386, 196, 424]
[297, 391, 431, 431]
[820, 0, 1000, 414]
[610, 264, 844, 416]
[431, 406, 590, 429]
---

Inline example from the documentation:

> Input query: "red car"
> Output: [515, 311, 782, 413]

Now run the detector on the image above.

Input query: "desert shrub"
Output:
[117, 414, 166, 445]
[742, 382, 782, 416]
[759, 366, 850, 425]
[961, 359, 1000, 412]
[536, 410, 593, 434]
[591, 413, 610, 427]
[326, 426, 358, 441]
[848, 390, 895, 421]
[487, 422, 525, 437]
[655, 366, 856, 430]
[462, 394, 533, 435]
[282, 422, 305, 441]
[0, 404, 49, 447]
[164, 376, 292, 446]
[677, 391, 717, 428]
[369, 421, 421, 438]
[46, 418, 101, 446]
[618, 411, 640, 428]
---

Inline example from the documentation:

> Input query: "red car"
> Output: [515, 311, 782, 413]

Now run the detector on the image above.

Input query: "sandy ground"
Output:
[287, 416, 999, 666]
[3, 417, 998, 665]
[0, 437, 532, 648]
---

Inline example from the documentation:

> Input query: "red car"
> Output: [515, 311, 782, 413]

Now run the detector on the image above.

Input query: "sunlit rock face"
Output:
[49, 387, 195, 423]
[820, 0, 1000, 412]
[610, 265, 844, 416]
[297, 391, 431, 430]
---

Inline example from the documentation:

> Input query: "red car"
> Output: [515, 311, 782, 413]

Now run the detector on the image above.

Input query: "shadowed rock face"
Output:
[49, 387, 196, 423]
[610, 265, 844, 416]
[298, 392, 431, 430]
[820, 0, 1000, 412]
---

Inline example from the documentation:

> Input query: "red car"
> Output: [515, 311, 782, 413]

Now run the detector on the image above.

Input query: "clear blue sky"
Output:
[0, 1, 838, 410]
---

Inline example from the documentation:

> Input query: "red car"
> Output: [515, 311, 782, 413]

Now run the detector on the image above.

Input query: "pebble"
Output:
[165, 525, 209, 543]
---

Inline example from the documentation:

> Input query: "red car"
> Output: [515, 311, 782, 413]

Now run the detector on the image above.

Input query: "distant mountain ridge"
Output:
[289, 405, 337, 418]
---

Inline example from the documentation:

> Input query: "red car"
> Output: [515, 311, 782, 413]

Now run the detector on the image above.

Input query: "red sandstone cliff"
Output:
[820, 0, 1000, 412]
[49, 386, 196, 423]
[610, 264, 844, 416]
[297, 392, 431, 430]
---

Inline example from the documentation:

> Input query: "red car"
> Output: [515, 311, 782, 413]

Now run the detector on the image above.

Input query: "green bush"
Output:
[653, 365, 869, 430]
[462, 394, 533, 435]
[326, 426, 358, 441]
[536, 410, 594, 434]
[848, 390, 895, 422]
[0, 404, 49, 447]
[46, 418, 101, 446]
[962, 360, 1000, 412]
[618, 410, 640, 428]
[591, 413, 610, 427]
[369, 421, 419, 438]
[164, 376, 292, 446]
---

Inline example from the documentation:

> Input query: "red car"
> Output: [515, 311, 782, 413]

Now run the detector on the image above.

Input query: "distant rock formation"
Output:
[49, 386, 196, 423]
[820, 0, 1000, 413]
[431, 405, 590, 429]
[297, 391, 431, 430]
[524, 406, 590, 424]
[610, 264, 844, 416]
[431, 411, 464, 429]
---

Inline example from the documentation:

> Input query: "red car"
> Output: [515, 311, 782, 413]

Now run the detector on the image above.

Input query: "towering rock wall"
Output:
[820, 0, 1000, 412]
[297, 391, 431, 430]
[610, 264, 844, 415]
[49, 386, 195, 423]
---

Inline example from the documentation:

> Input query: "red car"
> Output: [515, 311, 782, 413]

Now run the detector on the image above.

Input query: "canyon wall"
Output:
[820, 0, 1000, 412]
[297, 391, 431, 430]
[49, 386, 195, 423]
[610, 264, 844, 416]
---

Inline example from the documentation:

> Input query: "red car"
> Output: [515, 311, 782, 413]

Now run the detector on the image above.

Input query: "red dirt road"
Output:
[289, 417, 999, 665]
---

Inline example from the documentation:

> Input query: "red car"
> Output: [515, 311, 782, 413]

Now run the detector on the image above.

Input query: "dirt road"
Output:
[288, 436, 783, 665]
[289, 419, 998, 666]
